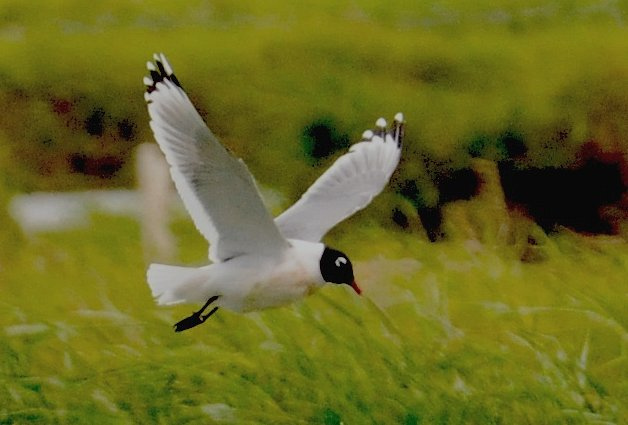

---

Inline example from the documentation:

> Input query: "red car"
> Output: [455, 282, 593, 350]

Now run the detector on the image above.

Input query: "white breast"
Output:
[216, 240, 326, 312]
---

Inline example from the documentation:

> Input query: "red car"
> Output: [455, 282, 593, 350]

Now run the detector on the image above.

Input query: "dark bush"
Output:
[300, 117, 349, 164]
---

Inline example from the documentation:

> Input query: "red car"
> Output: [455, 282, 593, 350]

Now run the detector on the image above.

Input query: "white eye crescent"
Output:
[335, 257, 347, 267]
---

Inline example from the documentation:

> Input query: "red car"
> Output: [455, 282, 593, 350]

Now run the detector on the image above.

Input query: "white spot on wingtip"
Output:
[161, 55, 174, 75]
[394, 112, 404, 122]
[362, 130, 374, 139]
[376, 117, 387, 128]
[143, 76, 153, 86]
[146, 61, 156, 71]
[144, 92, 151, 102]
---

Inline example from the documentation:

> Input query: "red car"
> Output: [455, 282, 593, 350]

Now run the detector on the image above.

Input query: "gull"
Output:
[143, 53, 404, 331]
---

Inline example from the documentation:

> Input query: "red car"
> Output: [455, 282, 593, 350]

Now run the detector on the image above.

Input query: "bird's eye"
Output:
[335, 257, 347, 267]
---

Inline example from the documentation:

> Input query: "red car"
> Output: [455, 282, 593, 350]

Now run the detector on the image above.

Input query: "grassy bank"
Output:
[1, 214, 626, 424]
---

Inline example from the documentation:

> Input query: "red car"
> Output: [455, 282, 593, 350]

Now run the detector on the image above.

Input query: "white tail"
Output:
[147, 263, 209, 305]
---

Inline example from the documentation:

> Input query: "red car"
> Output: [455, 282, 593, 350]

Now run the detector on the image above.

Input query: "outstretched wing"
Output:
[144, 53, 289, 262]
[275, 114, 404, 242]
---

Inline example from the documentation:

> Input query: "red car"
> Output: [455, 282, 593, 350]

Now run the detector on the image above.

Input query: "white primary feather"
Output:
[144, 54, 289, 262]
[275, 114, 404, 242]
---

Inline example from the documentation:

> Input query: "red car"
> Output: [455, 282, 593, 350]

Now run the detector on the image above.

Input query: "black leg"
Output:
[200, 306, 219, 321]
[173, 296, 220, 332]
[197, 296, 219, 314]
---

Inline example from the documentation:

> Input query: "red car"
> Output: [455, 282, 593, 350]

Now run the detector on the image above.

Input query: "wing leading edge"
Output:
[144, 53, 289, 262]
[275, 114, 404, 242]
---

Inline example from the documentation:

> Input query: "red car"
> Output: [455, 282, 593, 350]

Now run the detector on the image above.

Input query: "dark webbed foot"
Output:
[173, 296, 219, 332]
[173, 313, 204, 332]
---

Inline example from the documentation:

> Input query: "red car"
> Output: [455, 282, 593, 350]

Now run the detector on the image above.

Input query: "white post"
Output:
[136, 143, 175, 263]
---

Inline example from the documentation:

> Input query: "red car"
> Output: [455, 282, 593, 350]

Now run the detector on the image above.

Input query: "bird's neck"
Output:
[286, 239, 326, 285]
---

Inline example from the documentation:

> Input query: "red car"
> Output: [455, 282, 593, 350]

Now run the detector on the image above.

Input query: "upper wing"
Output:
[275, 114, 404, 242]
[144, 53, 289, 262]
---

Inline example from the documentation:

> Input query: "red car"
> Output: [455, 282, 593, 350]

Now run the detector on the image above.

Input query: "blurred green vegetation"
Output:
[1, 215, 627, 423]
[1, 1, 628, 423]
[0, 0, 626, 198]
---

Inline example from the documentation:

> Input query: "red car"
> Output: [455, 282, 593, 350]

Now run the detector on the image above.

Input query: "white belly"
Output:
[239, 273, 317, 312]
[214, 240, 325, 312]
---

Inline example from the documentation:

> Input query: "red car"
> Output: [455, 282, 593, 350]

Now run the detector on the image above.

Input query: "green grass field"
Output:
[1, 0, 627, 423]
[1, 213, 626, 424]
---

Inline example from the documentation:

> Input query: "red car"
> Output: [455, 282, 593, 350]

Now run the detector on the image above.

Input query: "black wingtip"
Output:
[392, 112, 405, 148]
[362, 114, 404, 148]
[144, 53, 183, 95]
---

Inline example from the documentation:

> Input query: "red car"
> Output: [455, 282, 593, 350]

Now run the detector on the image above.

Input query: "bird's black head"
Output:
[319, 247, 362, 295]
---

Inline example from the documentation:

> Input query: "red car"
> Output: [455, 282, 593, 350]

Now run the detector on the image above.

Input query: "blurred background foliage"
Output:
[0, 0, 626, 201]
[1, 1, 628, 423]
